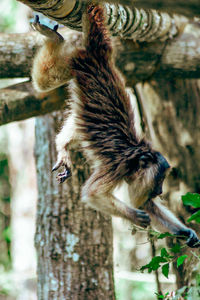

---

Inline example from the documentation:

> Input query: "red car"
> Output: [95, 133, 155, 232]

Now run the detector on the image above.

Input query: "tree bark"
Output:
[2, 22, 200, 126]
[0, 82, 67, 125]
[18, 0, 200, 19]
[18, 0, 182, 42]
[2, 20, 200, 82]
[107, 0, 200, 18]
[0, 32, 40, 78]
[34, 113, 115, 300]
[0, 30, 82, 78]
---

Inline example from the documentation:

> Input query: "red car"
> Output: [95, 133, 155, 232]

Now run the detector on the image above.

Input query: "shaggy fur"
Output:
[31, 5, 200, 247]
[70, 6, 159, 185]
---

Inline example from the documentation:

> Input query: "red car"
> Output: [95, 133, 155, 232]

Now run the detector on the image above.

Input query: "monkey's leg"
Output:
[81, 171, 151, 228]
[31, 15, 64, 43]
[31, 16, 71, 92]
[52, 112, 77, 183]
[145, 199, 200, 248]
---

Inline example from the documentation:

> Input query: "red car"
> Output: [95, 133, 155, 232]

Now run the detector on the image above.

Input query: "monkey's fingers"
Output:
[134, 209, 151, 228]
[185, 229, 200, 248]
[57, 168, 71, 184]
[31, 15, 64, 42]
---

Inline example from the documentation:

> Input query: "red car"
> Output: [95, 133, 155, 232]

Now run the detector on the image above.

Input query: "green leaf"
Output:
[160, 247, 173, 258]
[161, 248, 168, 257]
[155, 293, 164, 299]
[162, 263, 169, 278]
[187, 210, 200, 223]
[182, 193, 200, 208]
[170, 243, 181, 253]
[177, 255, 188, 267]
[151, 256, 167, 270]
[155, 292, 169, 299]
[2, 226, 11, 243]
[140, 256, 167, 272]
[157, 232, 174, 239]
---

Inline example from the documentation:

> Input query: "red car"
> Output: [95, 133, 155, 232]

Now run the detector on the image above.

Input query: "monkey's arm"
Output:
[82, 169, 151, 228]
[144, 198, 200, 248]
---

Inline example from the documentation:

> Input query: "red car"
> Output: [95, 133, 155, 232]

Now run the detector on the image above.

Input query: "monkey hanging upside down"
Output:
[31, 5, 200, 248]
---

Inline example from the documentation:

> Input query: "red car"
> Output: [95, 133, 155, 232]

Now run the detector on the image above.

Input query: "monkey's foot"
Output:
[57, 168, 71, 184]
[129, 208, 151, 228]
[31, 15, 64, 42]
[52, 160, 72, 184]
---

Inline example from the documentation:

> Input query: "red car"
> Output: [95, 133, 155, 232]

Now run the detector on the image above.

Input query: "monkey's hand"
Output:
[130, 208, 151, 228]
[52, 161, 71, 184]
[178, 228, 200, 248]
[31, 15, 64, 42]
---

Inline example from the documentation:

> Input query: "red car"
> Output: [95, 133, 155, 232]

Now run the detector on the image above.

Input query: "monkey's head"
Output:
[127, 151, 170, 208]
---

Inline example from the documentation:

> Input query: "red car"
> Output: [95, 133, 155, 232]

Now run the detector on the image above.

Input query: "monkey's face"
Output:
[128, 152, 170, 208]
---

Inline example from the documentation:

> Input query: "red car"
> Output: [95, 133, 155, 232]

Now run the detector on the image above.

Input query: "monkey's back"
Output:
[70, 52, 148, 183]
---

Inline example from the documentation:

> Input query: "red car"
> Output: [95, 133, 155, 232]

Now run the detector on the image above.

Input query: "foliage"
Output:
[140, 242, 188, 279]
[182, 193, 200, 223]
[140, 192, 200, 299]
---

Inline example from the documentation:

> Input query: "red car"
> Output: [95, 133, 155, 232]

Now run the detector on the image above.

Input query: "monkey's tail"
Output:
[86, 4, 112, 60]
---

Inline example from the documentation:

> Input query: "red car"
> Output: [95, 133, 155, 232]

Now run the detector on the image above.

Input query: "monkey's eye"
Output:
[139, 154, 153, 168]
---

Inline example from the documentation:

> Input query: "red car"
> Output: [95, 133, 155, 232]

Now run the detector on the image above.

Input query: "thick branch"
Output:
[18, 0, 184, 41]
[2, 24, 200, 82]
[0, 31, 41, 78]
[0, 29, 82, 78]
[0, 82, 67, 125]
[104, 0, 200, 18]
[18, 0, 200, 18]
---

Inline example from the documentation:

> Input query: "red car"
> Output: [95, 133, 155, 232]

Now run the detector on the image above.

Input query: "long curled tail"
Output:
[86, 5, 112, 60]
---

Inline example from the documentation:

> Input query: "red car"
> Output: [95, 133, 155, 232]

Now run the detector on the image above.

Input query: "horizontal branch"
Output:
[103, 0, 200, 18]
[18, 0, 200, 24]
[1, 22, 200, 126]
[0, 29, 82, 79]
[17, 0, 184, 42]
[0, 31, 41, 79]
[0, 82, 67, 125]
[1, 24, 200, 82]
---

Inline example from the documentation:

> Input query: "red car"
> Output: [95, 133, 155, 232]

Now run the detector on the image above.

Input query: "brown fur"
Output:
[70, 6, 158, 186]
[31, 5, 200, 247]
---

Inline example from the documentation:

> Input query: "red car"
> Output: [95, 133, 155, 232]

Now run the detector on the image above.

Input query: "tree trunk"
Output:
[34, 112, 115, 300]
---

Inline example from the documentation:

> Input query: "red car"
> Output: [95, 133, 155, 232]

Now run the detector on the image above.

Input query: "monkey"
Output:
[31, 5, 200, 248]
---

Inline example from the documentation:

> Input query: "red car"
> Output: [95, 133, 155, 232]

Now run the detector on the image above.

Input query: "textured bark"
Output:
[105, 0, 200, 17]
[1, 20, 200, 82]
[2, 23, 200, 127]
[34, 113, 115, 300]
[136, 79, 200, 288]
[18, 0, 200, 19]
[0, 30, 81, 78]
[0, 82, 67, 125]
[0, 32, 40, 78]
[18, 0, 182, 42]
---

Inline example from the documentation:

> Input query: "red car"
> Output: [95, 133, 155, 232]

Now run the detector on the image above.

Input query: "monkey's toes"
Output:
[31, 16, 64, 42]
